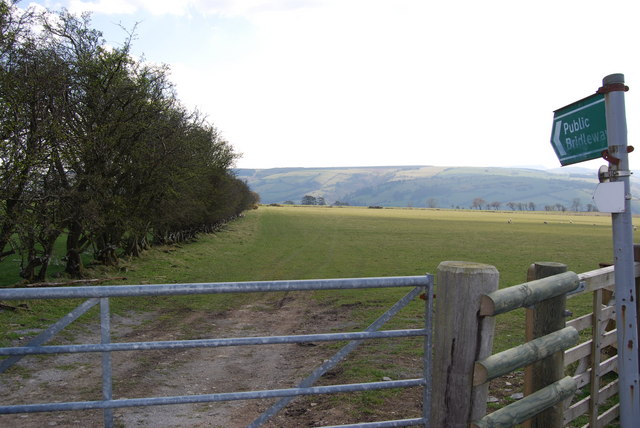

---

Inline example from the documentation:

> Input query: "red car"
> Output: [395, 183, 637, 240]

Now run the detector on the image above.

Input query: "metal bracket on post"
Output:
[615, 170, 632, 178]
[602, 146, 634, 166]
[566, 281, 586, 296]
[597, 82, 630, 94]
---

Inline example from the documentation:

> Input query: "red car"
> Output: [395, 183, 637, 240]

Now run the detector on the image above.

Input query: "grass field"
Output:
[1, 205, 618, 346]
[0, 205, 624, 424]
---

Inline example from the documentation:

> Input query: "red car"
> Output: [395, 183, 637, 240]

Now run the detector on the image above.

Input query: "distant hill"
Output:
[235, 166, 640, 213]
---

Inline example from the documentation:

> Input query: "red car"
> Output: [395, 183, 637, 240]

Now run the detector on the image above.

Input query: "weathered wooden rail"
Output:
[471, 265, 580, 428]
[430, 258, 636, 428]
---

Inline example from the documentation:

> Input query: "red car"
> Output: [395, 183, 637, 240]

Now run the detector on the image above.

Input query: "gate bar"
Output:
[0, 379, 425, 414]
[0, 298, 99, 373]
[0, 276, 431, 300]
[422, 275, 434, 428]
[0, 329, 428, 356]
[100, 298, 113, 428]
[321, 419, 425, 428]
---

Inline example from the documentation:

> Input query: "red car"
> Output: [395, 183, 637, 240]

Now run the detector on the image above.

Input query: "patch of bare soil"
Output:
[0, 293, 424, 427]
[487, 372, 525, 407]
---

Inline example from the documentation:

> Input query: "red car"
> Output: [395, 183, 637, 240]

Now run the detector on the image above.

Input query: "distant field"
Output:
[231, 205, 614, 289]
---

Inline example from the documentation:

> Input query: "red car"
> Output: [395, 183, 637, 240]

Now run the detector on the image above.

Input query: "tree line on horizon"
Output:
[293, 194, 596, 212]
[470, 197, 596, 212]
[0, 1, 259, 282]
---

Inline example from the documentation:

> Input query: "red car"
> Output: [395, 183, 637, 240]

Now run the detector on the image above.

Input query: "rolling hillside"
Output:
[235, 166, 640, 213]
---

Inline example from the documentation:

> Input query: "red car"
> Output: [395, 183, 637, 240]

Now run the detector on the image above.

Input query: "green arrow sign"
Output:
[550, 93, 607, 166]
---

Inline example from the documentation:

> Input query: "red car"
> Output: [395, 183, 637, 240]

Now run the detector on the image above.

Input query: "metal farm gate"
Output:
[0, 275, 434, 427]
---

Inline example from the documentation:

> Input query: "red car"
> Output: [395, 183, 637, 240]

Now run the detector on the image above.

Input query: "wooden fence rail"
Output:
[480, 271, 580, 316]
[474, 327, 578, 387]
[430, 258, 637, 428]
[471, 376, 577, 428]
[470, 263, 578, 427]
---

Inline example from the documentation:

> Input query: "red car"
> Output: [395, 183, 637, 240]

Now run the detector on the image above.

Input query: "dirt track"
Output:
[0, 293, 400, 427]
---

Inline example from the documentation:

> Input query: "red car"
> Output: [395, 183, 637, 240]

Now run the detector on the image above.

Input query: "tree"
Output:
[0, 4, 257, 281]
[472, 198, 485, 210]
[427, 198, 437, 208]
[489, 201, 501, 210]
[528, 202, 536, 211]
[0, 3, 71, 275]
[39, 9, 145, 272]
[571, 198, 581, 212]
[301, 195, 317, 205]
[0, 2, 40, 261]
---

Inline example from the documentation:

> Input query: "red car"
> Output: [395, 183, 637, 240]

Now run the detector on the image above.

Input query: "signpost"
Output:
[551, 74, 639, 427]
[550, 93, 607, 165]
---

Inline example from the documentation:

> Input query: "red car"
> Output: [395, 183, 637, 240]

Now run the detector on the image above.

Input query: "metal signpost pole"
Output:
[602, 73, 640, 426]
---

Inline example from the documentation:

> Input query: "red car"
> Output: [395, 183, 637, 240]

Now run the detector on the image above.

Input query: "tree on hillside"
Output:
[472, 197, 485, 210]
[571, 198, 581, 212]
[301, 195, 317, 205]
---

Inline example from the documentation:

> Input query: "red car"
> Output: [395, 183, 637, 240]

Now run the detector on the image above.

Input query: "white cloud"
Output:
[136, 0, 194, 16]
[63, 0, 321, 18]
[67, 0, 138, 15]
[65, 0, 218, 16]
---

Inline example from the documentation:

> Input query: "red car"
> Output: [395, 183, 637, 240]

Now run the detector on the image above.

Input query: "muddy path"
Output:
[0, 293, 378, 427]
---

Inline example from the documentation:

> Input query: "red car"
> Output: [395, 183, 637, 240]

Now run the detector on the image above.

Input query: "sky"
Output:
[25, 0, 640, 171]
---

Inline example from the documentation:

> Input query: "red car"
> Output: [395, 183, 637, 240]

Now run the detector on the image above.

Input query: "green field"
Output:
[2, 204, 617, 358]
[1, 205, 618, 345]
[0, 205, 623, 424]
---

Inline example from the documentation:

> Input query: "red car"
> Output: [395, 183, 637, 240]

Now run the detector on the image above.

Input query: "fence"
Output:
[432, 259, 636, 428]
[2, 259, 635, 427]
[563, 263, 624, 427]
[0, 275, 434, 428]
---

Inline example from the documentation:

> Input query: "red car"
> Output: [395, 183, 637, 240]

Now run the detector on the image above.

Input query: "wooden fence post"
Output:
[430, 261, 499, 427]
[523, 261, 568, 428]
